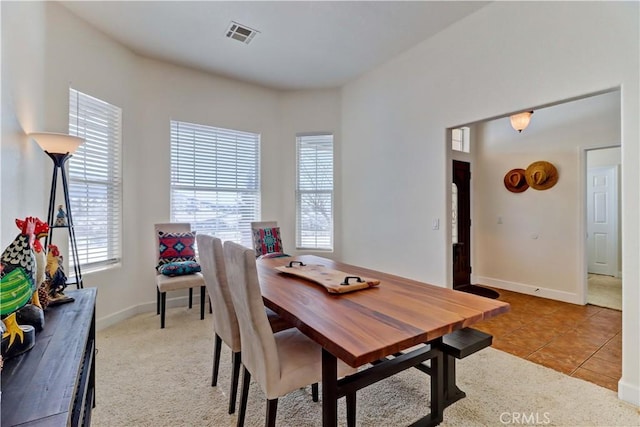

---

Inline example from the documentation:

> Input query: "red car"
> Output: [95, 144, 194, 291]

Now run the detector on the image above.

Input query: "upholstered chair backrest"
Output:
[223, 241, 280, 394]
[197, 234, 241, 352]
[250, 221, 278, 231]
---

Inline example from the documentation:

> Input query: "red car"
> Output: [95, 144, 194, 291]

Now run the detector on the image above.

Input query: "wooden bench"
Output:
[370, 327, 493, 408]
[437, 327, 493, 406]
[441, 327, 493, 359]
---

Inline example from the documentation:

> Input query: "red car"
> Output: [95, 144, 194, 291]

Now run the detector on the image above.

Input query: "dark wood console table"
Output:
[1, 288, 96, 426]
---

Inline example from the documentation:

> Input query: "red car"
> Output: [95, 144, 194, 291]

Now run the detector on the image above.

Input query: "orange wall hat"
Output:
[503, 168, 529, 193]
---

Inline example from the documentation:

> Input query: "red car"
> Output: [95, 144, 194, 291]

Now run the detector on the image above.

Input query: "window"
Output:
[68, 88, 122, 269]
[296, 133, 333, 250]
[451, 127, 470, 153]
[170, 121, 260, 247]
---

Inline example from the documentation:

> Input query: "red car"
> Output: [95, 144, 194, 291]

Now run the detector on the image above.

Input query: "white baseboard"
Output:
[96, 295, 201, 331]
[618, 378, 640, 406]
[473, 276, 582, 305]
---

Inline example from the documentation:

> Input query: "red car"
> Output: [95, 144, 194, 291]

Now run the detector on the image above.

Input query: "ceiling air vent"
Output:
[226, 21, 259, 45]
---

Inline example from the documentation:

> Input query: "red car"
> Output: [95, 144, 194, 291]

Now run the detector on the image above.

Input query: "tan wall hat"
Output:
[503, 168, 529, 193]
[525, 161, 558, 190]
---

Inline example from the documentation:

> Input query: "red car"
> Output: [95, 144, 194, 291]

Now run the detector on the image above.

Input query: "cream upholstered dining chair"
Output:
[196, 234, 292, 414]
[154, 223, 206, 329]
[250, 221, 289, 258]
[223, 241, 357, 427]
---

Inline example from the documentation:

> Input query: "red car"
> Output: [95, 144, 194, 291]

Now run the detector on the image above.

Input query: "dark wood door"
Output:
[452, 160, 471, 289]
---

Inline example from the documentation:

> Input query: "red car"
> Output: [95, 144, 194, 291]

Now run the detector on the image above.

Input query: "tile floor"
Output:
[473, 287, 622, 391]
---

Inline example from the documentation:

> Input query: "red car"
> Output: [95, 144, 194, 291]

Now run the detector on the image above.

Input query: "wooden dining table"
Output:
[256, 255, 510, 427]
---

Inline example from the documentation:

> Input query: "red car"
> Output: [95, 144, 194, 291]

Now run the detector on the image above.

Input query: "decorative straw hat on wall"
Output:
[503, 169, 529, 193]
[525, 161, 558, 190]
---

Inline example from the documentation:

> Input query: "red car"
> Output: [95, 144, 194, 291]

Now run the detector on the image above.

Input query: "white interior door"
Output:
[587, 166, 618, 276]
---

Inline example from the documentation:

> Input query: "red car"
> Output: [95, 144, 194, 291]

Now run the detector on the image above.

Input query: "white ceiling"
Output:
[60, 1, 489, 91]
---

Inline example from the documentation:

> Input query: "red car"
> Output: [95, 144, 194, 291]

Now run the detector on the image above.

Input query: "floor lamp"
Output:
[30, 132, 85, 288]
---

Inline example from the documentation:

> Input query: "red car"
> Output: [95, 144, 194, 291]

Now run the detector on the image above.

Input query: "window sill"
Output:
[295, 248, 334, 253]
[81, 262, 122, 275]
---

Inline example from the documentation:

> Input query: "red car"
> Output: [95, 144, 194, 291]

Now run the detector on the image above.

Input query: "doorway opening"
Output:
[451, 156, 498, 299]
[585, 147, 621, 311]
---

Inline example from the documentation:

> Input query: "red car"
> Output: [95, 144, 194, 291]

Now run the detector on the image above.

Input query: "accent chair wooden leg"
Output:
[188, 288, 193, 309]
[237, 367, 251, 427]
[160, 292, 166, 329]
[200, 286, 205, 319]
[209, 296, 213, 314]
[312, 383, 319, 402]
[229, 351, 242, 414]
[156, 287, 160, 315]
[212, 334, 222, 386]
[346, 392, 357, 427]
[266, 398, 278, 427]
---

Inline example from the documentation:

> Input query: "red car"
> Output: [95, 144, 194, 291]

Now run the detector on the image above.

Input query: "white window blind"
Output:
[68, 88, 122, 269]
[296, 134, 333, 250]
[170, 121, 260, 247]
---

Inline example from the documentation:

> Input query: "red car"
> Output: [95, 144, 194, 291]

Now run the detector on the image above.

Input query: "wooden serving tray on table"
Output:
[275, 261, 380, 294]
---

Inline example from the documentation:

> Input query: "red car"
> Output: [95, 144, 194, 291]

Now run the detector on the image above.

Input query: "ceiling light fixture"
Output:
[510, 111, 534, 133]
[225, 21, 259, 45]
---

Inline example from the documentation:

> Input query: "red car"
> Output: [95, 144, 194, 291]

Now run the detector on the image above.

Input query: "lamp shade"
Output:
[509, 111, 534, 133]
[29, 132, 84, 154]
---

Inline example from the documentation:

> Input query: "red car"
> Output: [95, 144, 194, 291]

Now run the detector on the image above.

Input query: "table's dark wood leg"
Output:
[346, 391, 356, 427]
[322, 348, 338, 427]
[408, 349, 445, 427]
[430, 350, 444, 425]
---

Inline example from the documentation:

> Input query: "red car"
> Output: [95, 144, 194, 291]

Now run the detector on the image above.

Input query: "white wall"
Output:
[279, 89, 342, 259]
[341, 1, 639, 405]
[134, 56, 283, 315]
[588, 147, 621, 168]
[38, 1, 141, 324]
[1, 2, 141, 321]
[1, 1, 49, 244]
[472, 91, 621, 302]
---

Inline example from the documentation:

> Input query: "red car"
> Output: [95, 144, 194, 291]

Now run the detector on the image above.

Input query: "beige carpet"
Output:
[588, 274, 622, 311]
[92, 308, 639, 427]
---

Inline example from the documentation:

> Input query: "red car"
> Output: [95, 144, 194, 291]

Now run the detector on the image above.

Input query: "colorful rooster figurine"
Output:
[0, 217, 40, 358]
[46, 244, 73, 305]
[32, 219, 50, 307]
[14, 218, 49, 331]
